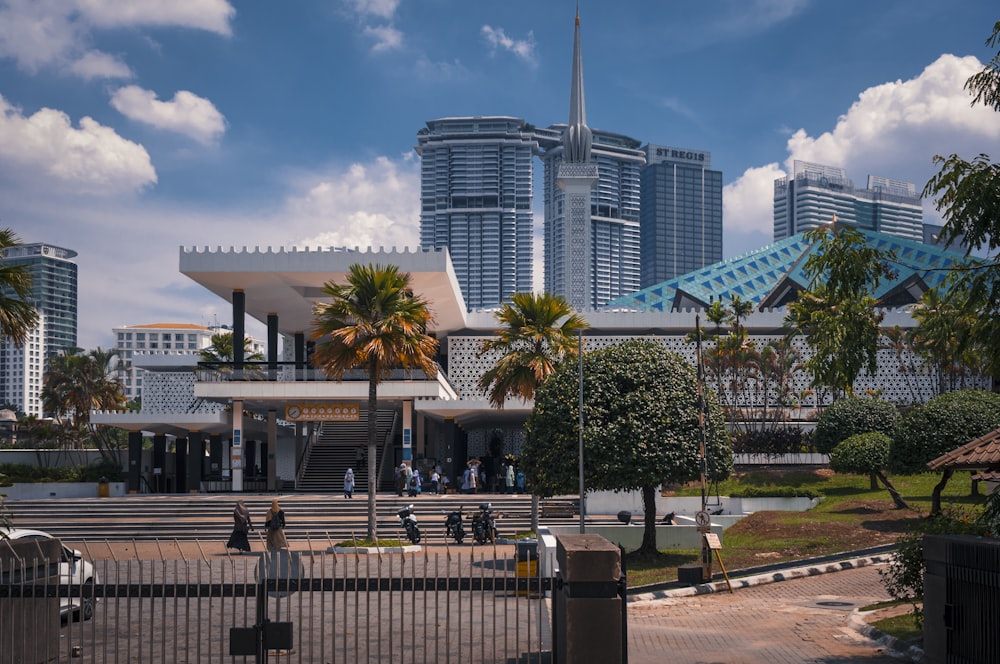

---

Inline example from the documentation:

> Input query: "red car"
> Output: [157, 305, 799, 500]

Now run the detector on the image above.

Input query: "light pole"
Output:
[578, 328, 585, 534]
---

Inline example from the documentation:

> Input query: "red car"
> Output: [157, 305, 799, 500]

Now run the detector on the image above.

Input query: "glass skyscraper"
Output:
[774, 161, 923, 241]
[639, 144, 723, 287]
[1, 242, 78, 356]
[416, 117, 537, 310]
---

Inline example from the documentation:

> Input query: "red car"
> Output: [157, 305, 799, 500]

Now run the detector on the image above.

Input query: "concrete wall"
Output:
[583, 490, 820, 517]
[1, 482, 127, 501]
[0, 449, 119, 468]
[544, 523, 723, 553]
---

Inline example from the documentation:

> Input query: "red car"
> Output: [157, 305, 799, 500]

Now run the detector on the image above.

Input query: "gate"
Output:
[0, 544, 553, 664]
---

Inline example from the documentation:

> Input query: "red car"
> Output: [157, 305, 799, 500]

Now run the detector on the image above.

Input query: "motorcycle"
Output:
[471, 502, 497, 545]
[443, 507, 466, 544]
[396, 504, 421, 544]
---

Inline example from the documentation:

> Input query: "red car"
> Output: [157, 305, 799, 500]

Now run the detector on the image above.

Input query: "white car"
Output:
[2, 528, 97, 621]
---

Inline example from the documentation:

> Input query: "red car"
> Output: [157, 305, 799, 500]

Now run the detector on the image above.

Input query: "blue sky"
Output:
[1, 0, 997, 349]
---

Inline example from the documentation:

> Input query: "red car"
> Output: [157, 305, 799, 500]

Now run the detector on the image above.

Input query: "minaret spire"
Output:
[563, 3, 592, 163]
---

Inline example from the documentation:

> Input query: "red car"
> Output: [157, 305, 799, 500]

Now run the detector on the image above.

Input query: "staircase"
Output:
[296, 410, 397, 492]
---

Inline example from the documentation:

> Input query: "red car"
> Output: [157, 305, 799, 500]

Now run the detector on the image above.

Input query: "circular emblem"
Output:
[695, 510, 711, 527]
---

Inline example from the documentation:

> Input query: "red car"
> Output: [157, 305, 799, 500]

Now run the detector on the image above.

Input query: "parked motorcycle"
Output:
[443, 507, 466, 544]
[396, 504, 421, 544]
[471, 502, 497, 545]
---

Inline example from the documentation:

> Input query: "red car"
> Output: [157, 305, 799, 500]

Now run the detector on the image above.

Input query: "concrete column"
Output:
[232, 289, 245, 371]
[267, 313, 278, 378]
[267, 409, 277, 491]
[231, 399, 244, 492]
[553, 534, 624, 664]
[402, 400, 413, 463]
[152, 434, 166, 493]
[187, 431, 203, 492]
[175, 437, 189, 493]
[127, 431, 143, 493]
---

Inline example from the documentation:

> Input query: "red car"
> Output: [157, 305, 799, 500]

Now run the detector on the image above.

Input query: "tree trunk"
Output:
[367, 369, 378, 540]
[869, 471, 879, 491]
[929, 469, 953, 517]
[875, 470, 909, 510]
[638, 485, 658, 555]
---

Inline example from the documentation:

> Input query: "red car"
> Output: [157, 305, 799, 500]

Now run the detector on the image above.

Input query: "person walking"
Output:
[505, 463, 515, 494]
[264, 498, 288, 551]
[343, 467, 355, 499]
[226, 500, 253, 553]
[408, 468, 422, 497]
[429, 469, 440, 495]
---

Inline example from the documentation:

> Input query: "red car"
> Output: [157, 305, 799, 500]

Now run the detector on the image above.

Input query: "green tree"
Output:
[198, 331, 265, 364]
[477, 292, 588, 409]
[889, 389, 1000, 515]
[41, 347, 127, 455]
[829, 432, 908, 509]
[0, 228, 39, 347]
[785, 224, 896, 397]
[922, 20, 1000, 379]
[813, 396, 898, 457]
[310, 263, 438, 540]
[910, 286, 984, 394]
[524, 340, 732, 555]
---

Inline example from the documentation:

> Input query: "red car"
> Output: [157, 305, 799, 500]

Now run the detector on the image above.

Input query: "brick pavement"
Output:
[627, 563, 911, 664]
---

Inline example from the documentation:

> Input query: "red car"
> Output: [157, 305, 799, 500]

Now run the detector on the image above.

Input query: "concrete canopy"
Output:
[179, 245, 471, 337]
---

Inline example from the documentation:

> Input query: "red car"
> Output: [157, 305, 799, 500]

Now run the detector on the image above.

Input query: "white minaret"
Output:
[556, 6, 599, 311]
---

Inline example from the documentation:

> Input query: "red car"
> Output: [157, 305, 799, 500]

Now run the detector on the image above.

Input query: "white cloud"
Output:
[76, 0, 235, 36]
[110, 85, 226, 145]
[343, 0, 400, 21]
[363, 24, 403, 52]
[0, 94, 156, 195]
[0, 0, 234, 77]
[68, 50, 133, 79]
[481, 25, 537, 67]
[722, 54, 998, 251]
[288, 155, 421, 251]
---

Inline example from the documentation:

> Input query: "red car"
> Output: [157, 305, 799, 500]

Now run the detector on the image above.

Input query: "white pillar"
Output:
[231, 399, 244, 492]
[402, 400, 413, 464]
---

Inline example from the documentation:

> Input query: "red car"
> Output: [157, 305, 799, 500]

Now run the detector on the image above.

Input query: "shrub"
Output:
[829, 432, 891, 476]
[814, 397, 898, 454]
[729, 485, 820, 498]
[889, 389, 1000, 474]
[731, 428, 814, 456]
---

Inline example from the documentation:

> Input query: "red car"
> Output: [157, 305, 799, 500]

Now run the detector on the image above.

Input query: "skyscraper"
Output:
[541, 10, 644, 310]
[774, 161, 923, 241]
[640, 144, 723, 287]
[416, 116, 537, 310]
[0, 312, 45, 417]
[0, 243, 78, 357]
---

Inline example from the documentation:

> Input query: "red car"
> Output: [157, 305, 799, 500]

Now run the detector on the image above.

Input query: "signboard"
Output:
[645, 144, 712, 168]
[284, 403, 360, 422]
[704, 533, 722, 550]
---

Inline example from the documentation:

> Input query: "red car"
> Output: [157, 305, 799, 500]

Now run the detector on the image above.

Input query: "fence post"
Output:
[553, 534, 624, 664]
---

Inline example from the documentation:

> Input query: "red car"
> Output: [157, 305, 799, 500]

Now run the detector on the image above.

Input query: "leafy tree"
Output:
[785, 224, 896, 398]
[922, 20, 1000, 379]
[910, 286, 985, 394]
[829, 432, 908, 509]
[310, 263, 438, 539]
[198, 331, 265, 364]
[889, 389, 1000, 515]
[523, 340, 732, 555]
[813, 396, 898, 457]
[477, 291, 588, 409]
[0, 228, 39, 347]
[41, 347, 127, 459]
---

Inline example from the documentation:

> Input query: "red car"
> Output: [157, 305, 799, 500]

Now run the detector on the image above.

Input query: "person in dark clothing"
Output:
[226, 500, 253, 553]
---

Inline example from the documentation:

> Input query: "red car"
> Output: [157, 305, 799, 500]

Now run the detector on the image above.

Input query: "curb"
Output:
[849, 611, 925, 662]
[628, 553, 894, 601]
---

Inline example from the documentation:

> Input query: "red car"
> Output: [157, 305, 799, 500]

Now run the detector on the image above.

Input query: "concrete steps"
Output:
[4, 494, 552, 544]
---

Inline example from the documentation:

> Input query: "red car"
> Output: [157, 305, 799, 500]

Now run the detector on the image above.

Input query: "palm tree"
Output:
[41, 347, 126, 452]
[477, 292, 588, 531]
[0, 228, 39, 347]
[310, 264, 438, 540]
[477, 292, 589, 409]
[198, 332, 265, 364]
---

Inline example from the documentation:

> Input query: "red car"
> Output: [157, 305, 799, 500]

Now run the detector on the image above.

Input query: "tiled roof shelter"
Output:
[927, 428, 1000, 473]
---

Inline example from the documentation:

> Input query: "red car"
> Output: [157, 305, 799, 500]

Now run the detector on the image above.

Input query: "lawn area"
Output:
[624, 467, 986, 589]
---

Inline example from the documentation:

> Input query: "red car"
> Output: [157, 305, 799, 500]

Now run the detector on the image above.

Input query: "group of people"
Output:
[225, 499, 288, 554]
[394, 464, 449, 496]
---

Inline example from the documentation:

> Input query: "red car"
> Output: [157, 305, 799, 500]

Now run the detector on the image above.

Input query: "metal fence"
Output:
[1, 544, 552, 664]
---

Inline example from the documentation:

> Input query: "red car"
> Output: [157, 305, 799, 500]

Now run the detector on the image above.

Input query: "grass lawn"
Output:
[624, 468, 985, 589]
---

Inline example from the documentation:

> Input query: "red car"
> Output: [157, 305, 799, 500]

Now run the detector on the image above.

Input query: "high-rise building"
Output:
[112, 323, 264, 401]
[415, 116, 537, 310]
[0, 312, 45, 417]
[774, 161, 923, 241]
[640, 144, 723, 287]
[0, 243, 78, 357]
